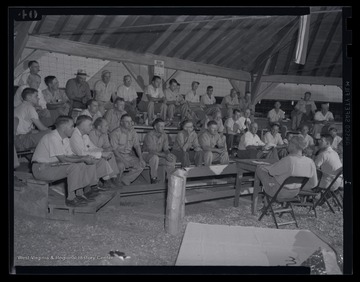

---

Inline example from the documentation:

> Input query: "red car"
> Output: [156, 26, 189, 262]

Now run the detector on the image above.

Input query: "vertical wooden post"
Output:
[165, 169, 187, 235]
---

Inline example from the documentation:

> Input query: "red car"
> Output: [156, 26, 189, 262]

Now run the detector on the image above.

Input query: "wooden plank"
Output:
[260, 74, 342, 86]
[196, 20, 246, 64]
[185, 189, 235, 203]
[184, 163, 240, 178]
[14, 21, 37, 66]
[111, 16, 140, 49]
[170, 16, 218, 59]
[146, 16, 189, 54]
[26, 35, 251, 81]
[186, 19, 237, 62]
[161, 16, 208, 57]
[310, 13, 342, 77]
[120, 182, 166, 194]
[210, 18, 271, 66]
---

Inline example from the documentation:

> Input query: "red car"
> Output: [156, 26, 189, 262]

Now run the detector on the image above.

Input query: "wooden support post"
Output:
[165, 169, 187, 235]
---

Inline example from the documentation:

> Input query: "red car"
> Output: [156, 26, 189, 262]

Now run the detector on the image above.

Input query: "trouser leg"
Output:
[167, 104, 175, 120]
[226, 134, 234, 150]
[194, 150, 204, 166]
[95, 158, 111, 180]
[160, 103, 167, 121]
[158, 157, 176, 179]
[144, 153, 159, 178]
[147, 101, 155, 121]
[219, 151, 229, 164]
[203, 151, 214, 166]
[121, 155, 144, 184]
[108, 155, 120, 178]
[172, 149, 188, 167]
[32, 162, 97, 200]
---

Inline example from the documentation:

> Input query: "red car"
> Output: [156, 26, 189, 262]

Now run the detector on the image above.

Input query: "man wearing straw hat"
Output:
[65, 69, 92, 112]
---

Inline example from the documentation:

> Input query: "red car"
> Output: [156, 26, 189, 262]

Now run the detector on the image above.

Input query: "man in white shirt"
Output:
[42, 75, 71, 123]
[14, 88, 51, 151]
[315, 134, 343, 191]
[267, 101, 287, 138]
[18, 60, 46, 90]
[200, 86, 221, 116]
[115, 75, 138, 121]
[70, 115, 119, 189]
[199, 120, 229, 166]
[14, 73, 52, 126]
[300, 124, 315, 157]
[312, 103, 334, 139]
[31, 116, 100, 207]
[236, 122, 278, 160]
[256, 135, 318, 199]
[263, 123, 288, 159]
[221, 88, 240, 118]
[238, 108, 252, 131]
[185, 81, 205, 126]
[79, 99, 103, 122]
[224, 109, 243, 151]
[94, 70, 117, 115]
[291, 91, 317, 130]
[138, 75, 167, 123]
[329, 127, 342, 154]
[163, 78, 190, 125]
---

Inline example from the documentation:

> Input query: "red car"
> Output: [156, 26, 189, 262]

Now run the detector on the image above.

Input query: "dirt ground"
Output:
[12, 190, 344, 272]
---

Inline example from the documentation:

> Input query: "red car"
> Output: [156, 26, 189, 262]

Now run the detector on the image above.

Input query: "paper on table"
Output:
[251, 160, 270, 165]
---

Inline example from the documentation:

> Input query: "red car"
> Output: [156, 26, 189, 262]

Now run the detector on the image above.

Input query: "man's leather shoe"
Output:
[66, 198, 88, 207]
[103, 180, 118, 189]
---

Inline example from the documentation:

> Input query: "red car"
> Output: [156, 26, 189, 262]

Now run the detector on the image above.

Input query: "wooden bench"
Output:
[14, 171, 118, 220]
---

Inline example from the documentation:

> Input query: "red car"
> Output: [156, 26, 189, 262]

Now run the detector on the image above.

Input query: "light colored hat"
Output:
[102, 70, 111, 76]
[75, 69, 89, 76]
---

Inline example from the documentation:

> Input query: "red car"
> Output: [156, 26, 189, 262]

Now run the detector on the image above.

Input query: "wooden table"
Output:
[234, 159, 277, 215]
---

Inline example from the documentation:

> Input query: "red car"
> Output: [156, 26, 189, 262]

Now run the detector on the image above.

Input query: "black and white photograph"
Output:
[8, 6, 352, 275]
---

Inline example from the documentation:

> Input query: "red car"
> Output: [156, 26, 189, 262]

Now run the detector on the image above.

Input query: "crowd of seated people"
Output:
[14, 63, 344, 208]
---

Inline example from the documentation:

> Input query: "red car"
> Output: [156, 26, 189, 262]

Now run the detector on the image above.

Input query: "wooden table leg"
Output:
[252, 175, 261, 215]
[234, 170, 243, 207]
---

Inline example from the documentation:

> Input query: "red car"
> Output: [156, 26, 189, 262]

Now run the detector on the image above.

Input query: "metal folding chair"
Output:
[258, 176, 310, 229]
[292, 169, 323, 218]
[312, 167, 343, 213]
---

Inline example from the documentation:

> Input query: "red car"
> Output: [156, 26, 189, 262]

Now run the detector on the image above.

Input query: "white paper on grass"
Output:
[176, 222, 341, 273]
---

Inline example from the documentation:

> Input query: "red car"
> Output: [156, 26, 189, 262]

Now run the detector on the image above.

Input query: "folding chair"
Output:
[258, 176, 310, 229]
[312, 167, 343, 213]
[292, 169, 323, 218]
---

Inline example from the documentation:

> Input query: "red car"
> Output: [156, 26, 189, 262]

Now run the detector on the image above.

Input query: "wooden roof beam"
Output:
[261, 75, 342, 86]
[26, 35, 252, 82]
